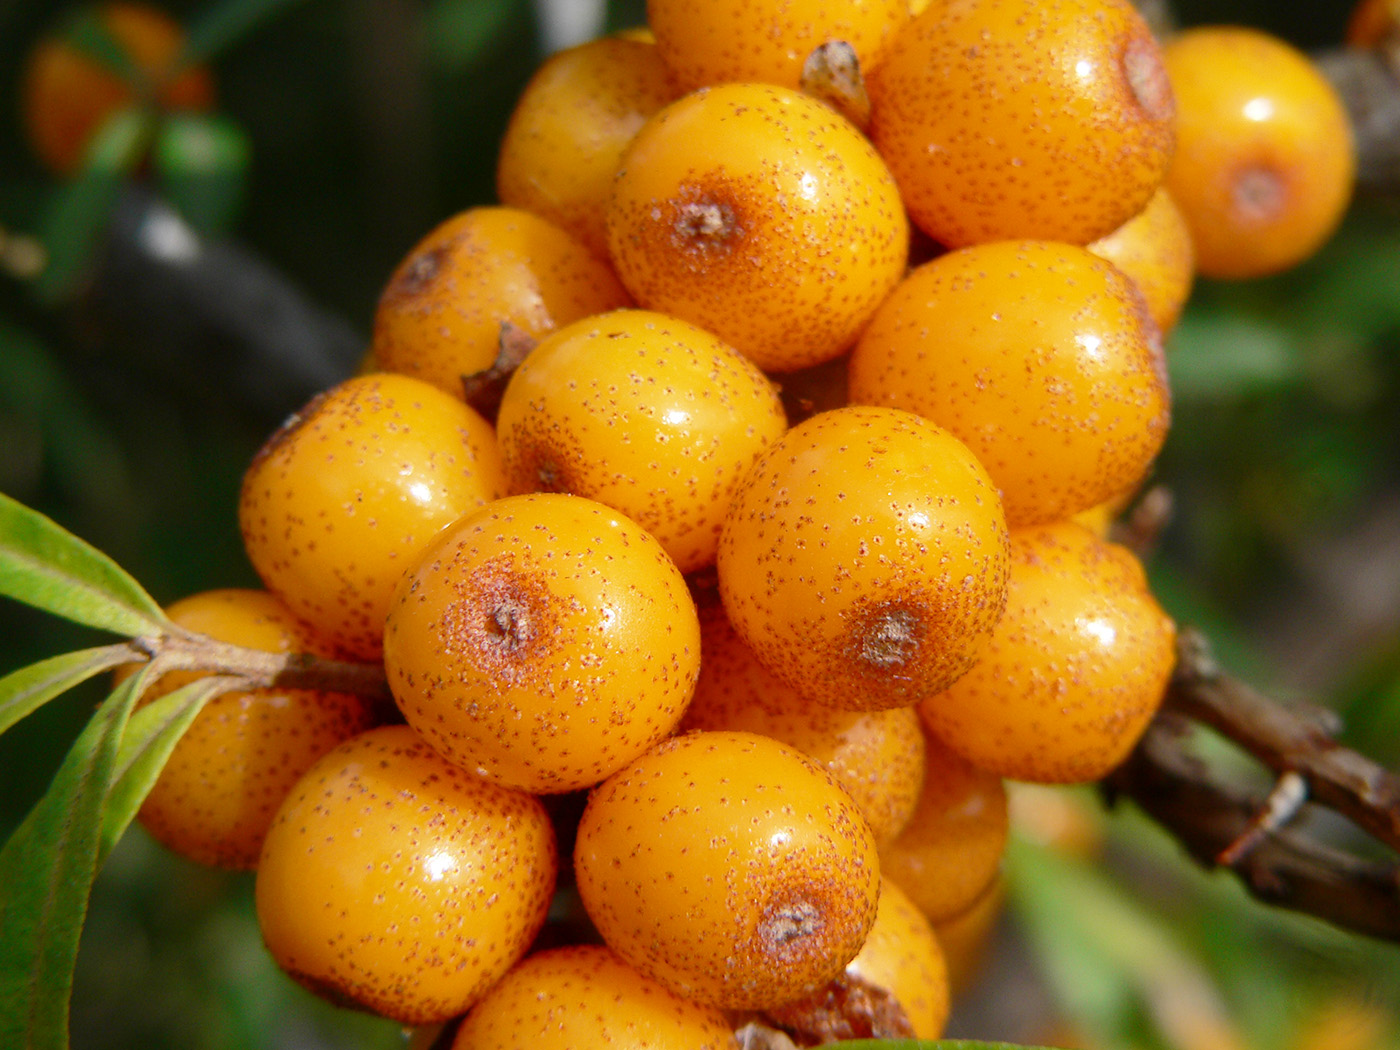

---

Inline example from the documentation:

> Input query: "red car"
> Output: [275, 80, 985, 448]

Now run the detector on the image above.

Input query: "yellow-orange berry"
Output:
[848, 240, 1171, 526]
[496, 36, 681, 259]
[125, 589, 379, 870]
[371, 206, 631, 398]
[574, 730, 880, 1010]
[495, 309, 787, 573]
[239, 372, 504, 661]
[718, 405, 1010, 711]
[918, 521, 1177, 783]
[646, 0, 908, 92]
[1088, 187, 1196, 336]
[606, 82, 908, 372]
[933, 876, 1005, 998]
[867, 0, 1174, 247]
[255, 725, 557, 1026]
[451, 945, 737, 1050]
[1163, 26, 1355, 279]
[383, 493, 701, 794]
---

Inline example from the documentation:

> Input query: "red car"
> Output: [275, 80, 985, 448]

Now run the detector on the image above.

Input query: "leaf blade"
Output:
[0, 644, 134, 738]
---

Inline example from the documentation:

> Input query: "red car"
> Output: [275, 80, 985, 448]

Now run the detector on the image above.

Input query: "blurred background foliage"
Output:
[0, 0, 1397, 1048]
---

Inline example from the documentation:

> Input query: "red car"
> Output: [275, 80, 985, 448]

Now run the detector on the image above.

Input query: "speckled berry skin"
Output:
[867, 0, 1174, 248]
[847, 241, 1171, 527]
[1087, 187, 1196, 336]
[606, 82, 909, 373]
[574, 730, 880, 1010]
[238, 372, 504, 661]
[126, 589, 380, 870]
[371, 206, 631, 397]
[918, 521, 1177, 783]
[254, 725, 557, 1026]
[679, 593, 926, 845]
[495, 309, 788, 573]
[383, 493, 701, 794]
[716, 405, 1010, 711]
[451, 944, 738, 1050]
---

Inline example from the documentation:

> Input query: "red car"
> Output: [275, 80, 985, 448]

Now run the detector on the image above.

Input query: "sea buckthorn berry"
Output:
[918, 521, 1177, 783]
[371, 206, 631, 399]
[22, 2, 215, 175]
[383, 492, 701, 794]
[867, 0, 1174, 248]
[878, 731, 1008, 924]
[1163, 26, 1355, 279]
[933, 875, 1004, 998]
[1088, 187, 1196, 337]
[495, 35, 681, 260]
[679, 593, 925, 845]
[1347, 0, 1399, 48]
[451, 944, 738, 1050]
[255, 725, 557, 1026]
[494, 309, 787, 574]
[606, 82, 909, 373]
[574, 730, 880, 1010]
[718, 405, 1010, 710]
[123, 589, 379, 870]
[646, 0, 908, 93]
[847, 241, 1171, 527]
[239, 372, 504, 661]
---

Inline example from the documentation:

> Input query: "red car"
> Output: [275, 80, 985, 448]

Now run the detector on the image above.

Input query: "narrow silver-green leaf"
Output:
[0, 490, 166, 637]
[179, 0, 309, 68]
[0, 668, 149, 1050]
[61, 7, 140, 82]
[0, 644, 134, 738]
[98, 674, 234, 862]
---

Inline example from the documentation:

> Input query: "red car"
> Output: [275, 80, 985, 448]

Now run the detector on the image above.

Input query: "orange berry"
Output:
[867, 0, 1174, 247]
[22, 2, 215, 175]
[1163, 27, 1355, 279]
[383, 492, 701, 794]
[495, 35, 681, 259]
[918, 521, 1177, 783]
[494, 309, 787, 573]
[878, 731, 1008, 924]
[606, 82, 909, 372]
[371, 206, 631, 399]
[1347, 0, 1399, 47]
[932, 875, 1004, 998]
[574, 730, 880, 1010]
[451, 944, 737, 1050]
[646, 0, 908, 93]
[124, 589, 379, 870]
[239, 372, 504, 661]
[1088, 187, 1196, 336]
[718, 405, 1010, 711]
[680, 593, 925, 845]
[255, 725, 557, 1026]
[841, 877, 950, 1040]
[847, 240, 1171, 526]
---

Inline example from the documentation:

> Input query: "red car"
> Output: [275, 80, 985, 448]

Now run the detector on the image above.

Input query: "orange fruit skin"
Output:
[717, 405, 1010, 711]
[1347, 0, 1398, 47]
[496, 35, 681, 260]
[383, 493, 701, 795]
[22, 2, 214, 174]
[574, 730, 881, 1010]
[867, 0, 1174, 248]
[679, 593, 926, 845]
[1163, 26, 1355, 279]
[646, 0, 908, 92]
[255, 725, 558, 1026]
[917, 521, 1177, 783]
[371, 206, 631, 398]
[843, 877, 951, 1040]
[451, 944, 738, 1050]
[932, 875, 1005, 997]
[238, 372, 504, 661]
[1087, 187, 1196, 336]
[495, 308, 787, 574]
[606, 82, 909, 373]
[847, 240, 1171, 527]
[125, 589, 379, 870]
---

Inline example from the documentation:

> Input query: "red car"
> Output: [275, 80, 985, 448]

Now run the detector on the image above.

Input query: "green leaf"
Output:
[98, 674, 232, 863]
[426, 0, 522, 72]
[0, 668, 149, 1050]
[34, 107, 151, 305]
[1167, 311, 1303, 400]
[0, 490, 166, 637]
[0, 644, 133, 739]
[180, 0, 311, 68]
[154, 113, 250, 234]
[61, 7, 141, 83]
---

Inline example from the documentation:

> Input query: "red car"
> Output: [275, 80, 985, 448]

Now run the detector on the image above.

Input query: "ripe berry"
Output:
[1088, 187, 1196, 337]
